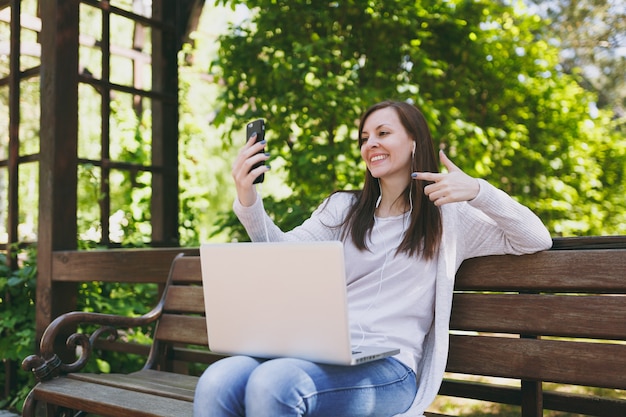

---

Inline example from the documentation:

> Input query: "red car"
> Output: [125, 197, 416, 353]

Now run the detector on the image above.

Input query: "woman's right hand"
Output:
[231, 132, 270, 207]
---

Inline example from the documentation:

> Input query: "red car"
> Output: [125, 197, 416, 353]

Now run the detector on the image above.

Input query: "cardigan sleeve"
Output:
[456, 179, 552, 259]
[232, 191, 352, 242]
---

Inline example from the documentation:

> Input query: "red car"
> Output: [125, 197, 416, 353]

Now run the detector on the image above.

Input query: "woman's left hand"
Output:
[412, 150, 480, 206]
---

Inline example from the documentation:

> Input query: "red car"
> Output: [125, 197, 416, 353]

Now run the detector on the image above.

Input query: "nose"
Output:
[364, 136, 381, 148]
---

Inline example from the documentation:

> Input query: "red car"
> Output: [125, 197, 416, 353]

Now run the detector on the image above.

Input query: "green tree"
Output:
[409, 1, 625, 235]
[210, 0, 625, 237]
[527, 0, 626, 118]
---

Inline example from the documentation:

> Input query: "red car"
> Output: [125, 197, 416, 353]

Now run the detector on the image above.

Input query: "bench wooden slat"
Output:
[450, 293, 626, 340]
[51, 249, 199, 283]
[552, 235, 626, 250]
[171, 346, 226, 364]
[170, 255, 202, 283]
[31, 377, 193, 417]
[438, 379, 521, 406]
[164, 285, 205, 314]
[456, 250, 626, 292]
[447, 334, 626, 389]
[129, 368, 197, 386]
[155, 314, 208, 345]
[69, 369, 196, 402]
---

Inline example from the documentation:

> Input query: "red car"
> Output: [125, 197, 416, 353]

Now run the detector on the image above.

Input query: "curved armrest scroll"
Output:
[22, 307, 161, 382]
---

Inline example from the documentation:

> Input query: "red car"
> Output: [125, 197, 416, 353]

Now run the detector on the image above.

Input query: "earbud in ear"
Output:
[411, 142, 416, 156]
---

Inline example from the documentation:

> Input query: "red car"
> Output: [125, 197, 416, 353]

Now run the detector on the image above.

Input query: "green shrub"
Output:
[76, 281, 159, 374]
[0, 247, 37, 412]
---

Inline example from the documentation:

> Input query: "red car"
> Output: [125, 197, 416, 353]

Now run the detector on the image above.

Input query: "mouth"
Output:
[370, 154, 388, 163]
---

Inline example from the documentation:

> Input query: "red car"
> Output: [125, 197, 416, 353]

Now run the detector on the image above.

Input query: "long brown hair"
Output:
[338, 100, 442, 260]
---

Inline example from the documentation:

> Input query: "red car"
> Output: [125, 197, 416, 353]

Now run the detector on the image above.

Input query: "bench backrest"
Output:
[445, 248, 626, 416]
[144, 255, 213, 372]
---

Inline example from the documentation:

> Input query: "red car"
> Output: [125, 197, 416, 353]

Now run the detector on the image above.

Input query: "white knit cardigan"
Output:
[233, 179, 553, 416]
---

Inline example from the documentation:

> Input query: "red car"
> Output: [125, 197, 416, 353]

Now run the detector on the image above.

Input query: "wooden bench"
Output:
[21, 239, 626, 417]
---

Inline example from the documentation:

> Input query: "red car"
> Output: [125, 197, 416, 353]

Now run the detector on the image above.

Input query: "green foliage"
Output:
[211, 0, 626, 237]
[0, 248, 37, 411]
[178, 50, 240, 245]
[529, 0, 626, 119]
[78, 282, 158, 316]
[414, 2, 625, 236]
[0, 249, 36, 362]
[75, 279, 159, 375]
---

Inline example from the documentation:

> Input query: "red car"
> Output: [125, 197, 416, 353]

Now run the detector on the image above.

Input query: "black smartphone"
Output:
[246, 119, 266, 184]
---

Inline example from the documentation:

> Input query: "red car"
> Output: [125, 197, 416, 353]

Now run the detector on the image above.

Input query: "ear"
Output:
[411, 142, 416, 156]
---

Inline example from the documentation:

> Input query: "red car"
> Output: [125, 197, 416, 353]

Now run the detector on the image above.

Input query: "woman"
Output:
[193, 100, 552, 417]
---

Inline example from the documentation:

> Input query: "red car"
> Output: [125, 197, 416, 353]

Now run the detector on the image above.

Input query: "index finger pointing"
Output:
[412, 171, 443, 182]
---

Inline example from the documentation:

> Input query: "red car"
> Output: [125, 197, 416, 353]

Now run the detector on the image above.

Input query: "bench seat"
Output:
[32, 370, 195, 417]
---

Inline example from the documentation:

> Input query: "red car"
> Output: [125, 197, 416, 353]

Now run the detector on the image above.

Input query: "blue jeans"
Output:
[193, 356, 417, 417]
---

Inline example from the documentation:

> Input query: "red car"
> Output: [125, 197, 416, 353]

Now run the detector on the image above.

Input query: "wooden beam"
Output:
[8, 0, 21, 262]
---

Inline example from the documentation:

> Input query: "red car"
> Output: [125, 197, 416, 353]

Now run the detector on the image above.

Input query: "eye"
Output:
[379, 130, 390, 137]
[360, 136, 369, 144]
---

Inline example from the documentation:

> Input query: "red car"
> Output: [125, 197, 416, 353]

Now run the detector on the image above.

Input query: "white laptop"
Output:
[199, 241, 400, 366]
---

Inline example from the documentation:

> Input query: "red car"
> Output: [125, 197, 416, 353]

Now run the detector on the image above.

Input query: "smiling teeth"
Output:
[371, 155, 387, 162]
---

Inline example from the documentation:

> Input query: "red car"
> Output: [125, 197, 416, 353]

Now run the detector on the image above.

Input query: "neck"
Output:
[376, 193, 410, 218]
[376, 202, 409, 217]
[376, 178, 410, 217]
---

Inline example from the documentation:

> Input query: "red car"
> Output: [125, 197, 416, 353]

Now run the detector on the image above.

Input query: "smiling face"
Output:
[359, 107, 415, 182]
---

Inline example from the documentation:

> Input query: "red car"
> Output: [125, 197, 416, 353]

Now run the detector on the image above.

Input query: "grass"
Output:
[427, 397, 589, 417]
[424, 374, 625, 416]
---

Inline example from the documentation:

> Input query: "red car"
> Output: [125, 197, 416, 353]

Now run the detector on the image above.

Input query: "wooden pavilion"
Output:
[1, 0, 207, 400]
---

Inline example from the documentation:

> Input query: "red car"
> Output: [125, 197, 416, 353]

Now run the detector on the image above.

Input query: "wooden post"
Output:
[5, 0, 21, 399]
[520, 317, 543, 417]
[151, 0, 179, 247]
[521, 379, 543, 417]
[37, 0, 80, 343]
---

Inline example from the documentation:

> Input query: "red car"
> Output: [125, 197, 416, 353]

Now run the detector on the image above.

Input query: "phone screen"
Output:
[246, 119, 266, 184]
